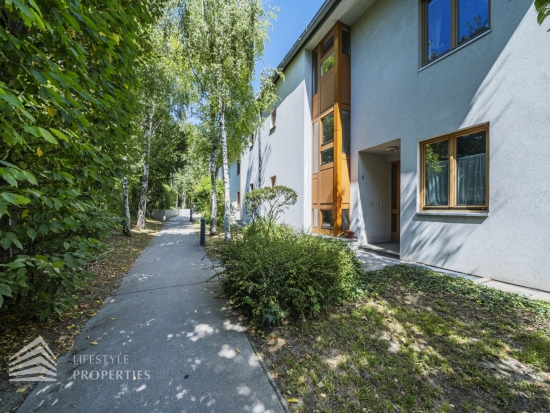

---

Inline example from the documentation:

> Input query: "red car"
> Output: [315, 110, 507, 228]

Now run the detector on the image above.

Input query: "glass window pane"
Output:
[313, 122, 319, 174]
[321, 148, 334, 165]
[321, 210, 334, 230]
[313, 209, 318, 228]
[320, 53, 335, 77]
[322, 33, 334, 55]
[342, 28, 350, 55]
[459, 0, 489, 44]
[322, 113, 334, 144]
[342, 110, 350, 154]
[457, 130, 486, 205]
[312, 50, 318, 96]
[342, 209, 350, 231]
[425, 140, 449, 206]
[427, 0, 451, 62]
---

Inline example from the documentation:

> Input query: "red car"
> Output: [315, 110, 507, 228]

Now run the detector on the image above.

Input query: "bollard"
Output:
[189, 207, 193, 222]
[200, 218, 206, 246]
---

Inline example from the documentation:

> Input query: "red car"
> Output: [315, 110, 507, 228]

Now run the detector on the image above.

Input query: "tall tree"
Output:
[179, 0, 277, 241]
[134, 12, 191, 229]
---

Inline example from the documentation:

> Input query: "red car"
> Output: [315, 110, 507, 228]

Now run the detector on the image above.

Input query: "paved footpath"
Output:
[19, 215, 287, 413]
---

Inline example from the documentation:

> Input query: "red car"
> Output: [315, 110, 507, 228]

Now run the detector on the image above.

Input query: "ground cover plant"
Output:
[250, 265, 550, 412]
[0, 219, 162, 412]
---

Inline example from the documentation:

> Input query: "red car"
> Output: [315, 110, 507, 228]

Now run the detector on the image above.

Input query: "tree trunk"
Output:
[136, 101, 155, 229]
[123, 176, 131, 228]
[219, 96, 231, 241]
[209, 142, 218, 235]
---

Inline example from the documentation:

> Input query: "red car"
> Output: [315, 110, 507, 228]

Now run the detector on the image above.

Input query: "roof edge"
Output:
[273, 0, 342, 83]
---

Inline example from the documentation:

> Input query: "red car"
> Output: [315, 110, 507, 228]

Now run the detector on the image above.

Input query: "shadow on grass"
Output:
[254, 265, 550, 413]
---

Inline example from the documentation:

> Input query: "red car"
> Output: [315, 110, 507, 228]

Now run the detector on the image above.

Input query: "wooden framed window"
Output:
[250, 183, 254, 191]
[321, 32, 334, 55]
[270, 176, 276, 188]
[321, 113, 334, 145]
[312, 121, 319, 173]
[320, 52, 335, 77]
[422, 0, 490, 65]
[321, 209, 334, 230]
[420, 124, 489, 211]
[312, 209, 318, 228]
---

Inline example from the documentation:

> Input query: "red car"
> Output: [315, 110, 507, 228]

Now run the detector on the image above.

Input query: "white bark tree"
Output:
[179, 0, 279, 241]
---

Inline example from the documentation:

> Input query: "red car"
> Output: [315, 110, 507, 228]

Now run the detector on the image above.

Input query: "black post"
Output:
[200, 218, 206, 246]
[189, 207, 193, 222]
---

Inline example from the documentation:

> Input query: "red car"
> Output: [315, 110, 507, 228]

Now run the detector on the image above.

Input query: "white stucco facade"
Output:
[234, 0, 550, 292]
[238, 49, 313, 229]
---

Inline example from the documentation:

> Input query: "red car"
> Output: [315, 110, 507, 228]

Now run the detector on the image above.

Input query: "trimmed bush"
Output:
[215, 224, 365, 325]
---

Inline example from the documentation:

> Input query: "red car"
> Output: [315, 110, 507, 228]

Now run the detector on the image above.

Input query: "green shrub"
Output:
[245, 186, 297, 229]
[192, 176, 224, 224]
[215, 223, 365, 325]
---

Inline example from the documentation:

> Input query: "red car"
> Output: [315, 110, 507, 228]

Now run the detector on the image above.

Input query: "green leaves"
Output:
[216, 223, 365, 326]
[0, 0, 164, 315]
[1, 193, 30, 205]
[535, 0, 550, 26]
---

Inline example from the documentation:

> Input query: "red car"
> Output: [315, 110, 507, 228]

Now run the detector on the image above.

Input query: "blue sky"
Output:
[253, 0, 324, 92]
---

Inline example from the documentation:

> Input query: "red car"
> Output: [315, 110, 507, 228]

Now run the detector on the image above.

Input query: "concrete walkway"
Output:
[19, 215, 287, 413]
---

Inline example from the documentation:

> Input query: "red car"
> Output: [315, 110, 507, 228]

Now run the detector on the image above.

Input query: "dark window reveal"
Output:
[342, 110, 350, 154]
[312, 49, 318, 96]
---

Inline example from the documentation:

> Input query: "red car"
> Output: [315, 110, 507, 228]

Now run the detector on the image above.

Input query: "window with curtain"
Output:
[424, 0, 490, 64]
[421, 125, 488, 211]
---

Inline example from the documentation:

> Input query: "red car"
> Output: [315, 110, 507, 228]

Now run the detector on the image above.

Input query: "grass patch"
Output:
[0, 219, 163, 412]
[250, 265, 550, 412]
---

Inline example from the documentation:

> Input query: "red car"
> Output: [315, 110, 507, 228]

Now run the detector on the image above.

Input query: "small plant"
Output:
[244, 186, 297, 229]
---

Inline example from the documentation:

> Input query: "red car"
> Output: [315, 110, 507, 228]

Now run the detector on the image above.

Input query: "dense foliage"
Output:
[0, 0, 163, 317]
[215, 224, 365, 326]
[191, 176, 225, 224]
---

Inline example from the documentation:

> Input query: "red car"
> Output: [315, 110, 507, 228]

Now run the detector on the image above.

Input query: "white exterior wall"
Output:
[350, 0, 550, 291]
[228, 163, 241, 220]
[239, 49, 313, 229]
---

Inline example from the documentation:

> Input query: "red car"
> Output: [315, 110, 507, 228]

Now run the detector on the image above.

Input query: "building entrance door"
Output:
[391, 162, 400, 242]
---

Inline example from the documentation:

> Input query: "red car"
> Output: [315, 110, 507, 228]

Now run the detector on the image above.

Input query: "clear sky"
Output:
[253, 0, 325, 92]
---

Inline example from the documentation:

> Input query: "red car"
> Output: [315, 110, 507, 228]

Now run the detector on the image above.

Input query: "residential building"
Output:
[235, 0, 550, 292]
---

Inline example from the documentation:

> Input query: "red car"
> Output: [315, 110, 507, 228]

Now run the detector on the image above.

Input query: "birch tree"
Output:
[180, 0, 277, 241]
[135, 11, 191, 229]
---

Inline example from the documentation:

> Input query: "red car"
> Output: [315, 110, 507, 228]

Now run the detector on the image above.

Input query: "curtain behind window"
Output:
[426, 160, 448, 206]
[457, 153, 486, 205]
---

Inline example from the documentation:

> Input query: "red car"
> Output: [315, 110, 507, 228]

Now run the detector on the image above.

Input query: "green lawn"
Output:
[250, 265, 550, 412]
